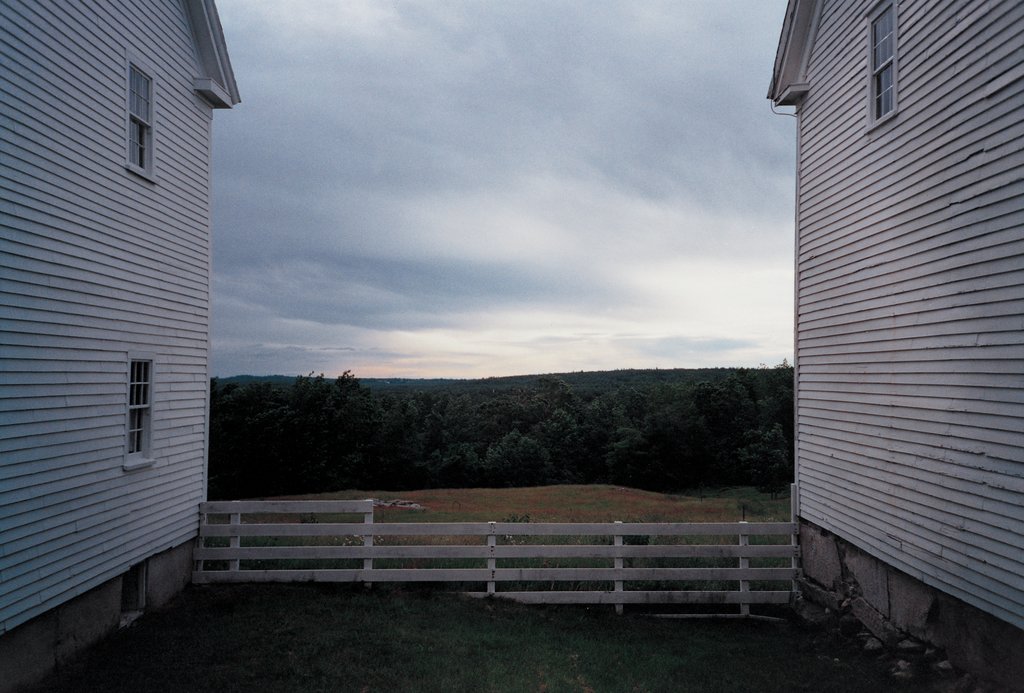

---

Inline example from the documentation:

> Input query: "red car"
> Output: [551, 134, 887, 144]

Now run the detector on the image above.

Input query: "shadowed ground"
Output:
[27, 583, 939, 693]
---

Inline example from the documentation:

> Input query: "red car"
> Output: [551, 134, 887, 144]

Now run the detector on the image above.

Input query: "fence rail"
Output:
[193, 500, 799, 615]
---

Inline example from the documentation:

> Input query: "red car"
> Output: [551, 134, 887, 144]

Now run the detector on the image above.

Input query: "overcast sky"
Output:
[210, 0, 796, 379]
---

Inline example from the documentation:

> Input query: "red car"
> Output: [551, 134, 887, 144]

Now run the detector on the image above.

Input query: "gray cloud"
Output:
[210, 0, 795, 377]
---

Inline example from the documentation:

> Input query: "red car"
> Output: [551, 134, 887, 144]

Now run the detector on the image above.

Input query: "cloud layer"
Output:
[211, 0, 795, 378]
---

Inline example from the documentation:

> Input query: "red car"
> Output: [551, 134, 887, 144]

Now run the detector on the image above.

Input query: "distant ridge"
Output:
[216, 367, 744, 396]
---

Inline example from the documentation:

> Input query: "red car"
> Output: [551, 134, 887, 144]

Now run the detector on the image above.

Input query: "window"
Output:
[869, 3, 896, 122]
[127, 359, 152, 460]
[127, 63, 153, 176]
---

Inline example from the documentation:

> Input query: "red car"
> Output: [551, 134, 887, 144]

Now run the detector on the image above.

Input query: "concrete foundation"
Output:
[0, 540, 194, 693]
[798, 521, 1024, 691]
[145, 541, 194, 609]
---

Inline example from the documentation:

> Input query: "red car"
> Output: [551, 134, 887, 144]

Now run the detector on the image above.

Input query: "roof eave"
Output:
[768, 0, 818, 105]
[185, 0, 241, 108]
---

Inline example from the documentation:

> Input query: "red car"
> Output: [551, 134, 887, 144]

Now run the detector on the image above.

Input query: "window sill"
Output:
[123, 456, 156, 472]
[125, 163, 156, 184]
[864, 109, 899, 136]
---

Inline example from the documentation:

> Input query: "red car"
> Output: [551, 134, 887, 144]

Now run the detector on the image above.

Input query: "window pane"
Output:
[128, 409, 144, 453]
[130, 120, 147, 168]
[129, 67, 151, 121]
[873, 9, 892, 45]
[877, 66, 892, 93]
[872, 9, 893, 70]
[875, 65, 894, 118]
[874, 35, 892, 70]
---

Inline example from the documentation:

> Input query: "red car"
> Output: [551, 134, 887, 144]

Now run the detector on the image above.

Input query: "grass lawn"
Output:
[28, 583, 936, 693]
[28, 488, 940, 691]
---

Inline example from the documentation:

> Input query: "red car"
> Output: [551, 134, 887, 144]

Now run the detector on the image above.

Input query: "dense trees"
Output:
[208, 365, 794, 500]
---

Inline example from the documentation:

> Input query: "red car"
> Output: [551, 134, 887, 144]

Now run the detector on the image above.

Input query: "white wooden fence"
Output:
[193, 500, 799, 615]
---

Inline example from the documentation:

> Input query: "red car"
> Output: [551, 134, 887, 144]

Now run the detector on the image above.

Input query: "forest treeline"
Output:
[209, 365, 794, 500]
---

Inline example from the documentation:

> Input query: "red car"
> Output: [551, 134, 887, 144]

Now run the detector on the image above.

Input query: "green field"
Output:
[284, 484, 793, 523]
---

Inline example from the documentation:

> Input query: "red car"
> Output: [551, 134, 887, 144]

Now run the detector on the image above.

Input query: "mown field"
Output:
[283, 484, 793, 523]
[27, 487, 939, 692]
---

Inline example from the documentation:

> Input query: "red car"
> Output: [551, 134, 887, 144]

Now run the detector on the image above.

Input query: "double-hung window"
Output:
[126, 359, 153, 464]
[127, 63, 154, 176]
[869, 3, 897, 122]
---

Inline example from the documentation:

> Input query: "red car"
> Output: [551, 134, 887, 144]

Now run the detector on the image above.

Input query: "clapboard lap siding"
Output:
[800, 171, 1023, 277]
[1, 37, 213, 226]
[0, 0, 228, 634]
[2, 488, 202, 591]
[797, 428, 1024, 508]
[3, 141, 212, 265]
[798, 403, 1024, 456]
[799, 302, 1024, 345]
[801, 101, 1024, 232]
[791, 0, 1024, 629]
[798, 3, 1024, 192]
[800, 396, 1023, 451]
[800, 127, 1020, 248]
[798, 447, 1024, 550]
[800, 195, 1023, 290]
[800, 115, 1020, 230]
[0, 236, 208, 305]
[797, 0, 1021, 140]
[797, 492, 1022, 620]
[1, 504, 199, 630]
[7, 0, 216, 147]
[796, 489, 1023, 609]
[799, 267, 1024, 327]
[798, 332, 1022, 358]
[800, 197, 1024, 285]
[1, 491, 199, 593]
[799, 403, 1024, 456]
[1, 482, 203, 621]
[1, 287, 208, 334]
[2, 451, 204, 548]
[0, 330, 209, 360]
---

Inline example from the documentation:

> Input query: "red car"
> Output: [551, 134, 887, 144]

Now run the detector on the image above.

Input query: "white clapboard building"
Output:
[0, 1, 238, 687]
[770, 0, 1023, 685]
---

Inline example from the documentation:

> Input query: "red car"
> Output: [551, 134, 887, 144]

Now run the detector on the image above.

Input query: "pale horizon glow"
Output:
[210, 0, 796, 379]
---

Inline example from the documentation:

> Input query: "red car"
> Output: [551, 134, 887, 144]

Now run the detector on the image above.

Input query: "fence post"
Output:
[363, 501, 374, 588]
[487, 522, 496, 595]
[196, 508, 207, 575]
[229, 512, 241, 573]
[738, 520, 750, 617]
[614, 520, 623, 615]
[791, 483, 799, 593]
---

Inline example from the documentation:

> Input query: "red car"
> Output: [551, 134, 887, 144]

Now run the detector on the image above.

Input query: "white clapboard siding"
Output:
[0, 0, 233, 634]
[792, 0, 1024, 629]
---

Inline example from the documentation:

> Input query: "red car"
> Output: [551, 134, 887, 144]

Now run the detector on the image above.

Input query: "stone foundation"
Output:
[798, 521, 1024, 691]
[0, 540, 194, 693]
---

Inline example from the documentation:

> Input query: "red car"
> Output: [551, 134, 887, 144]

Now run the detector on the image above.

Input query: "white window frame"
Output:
[124, 356, 155, 470]
[126, 54, 156, 180]
[867, 1, 898, 127]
